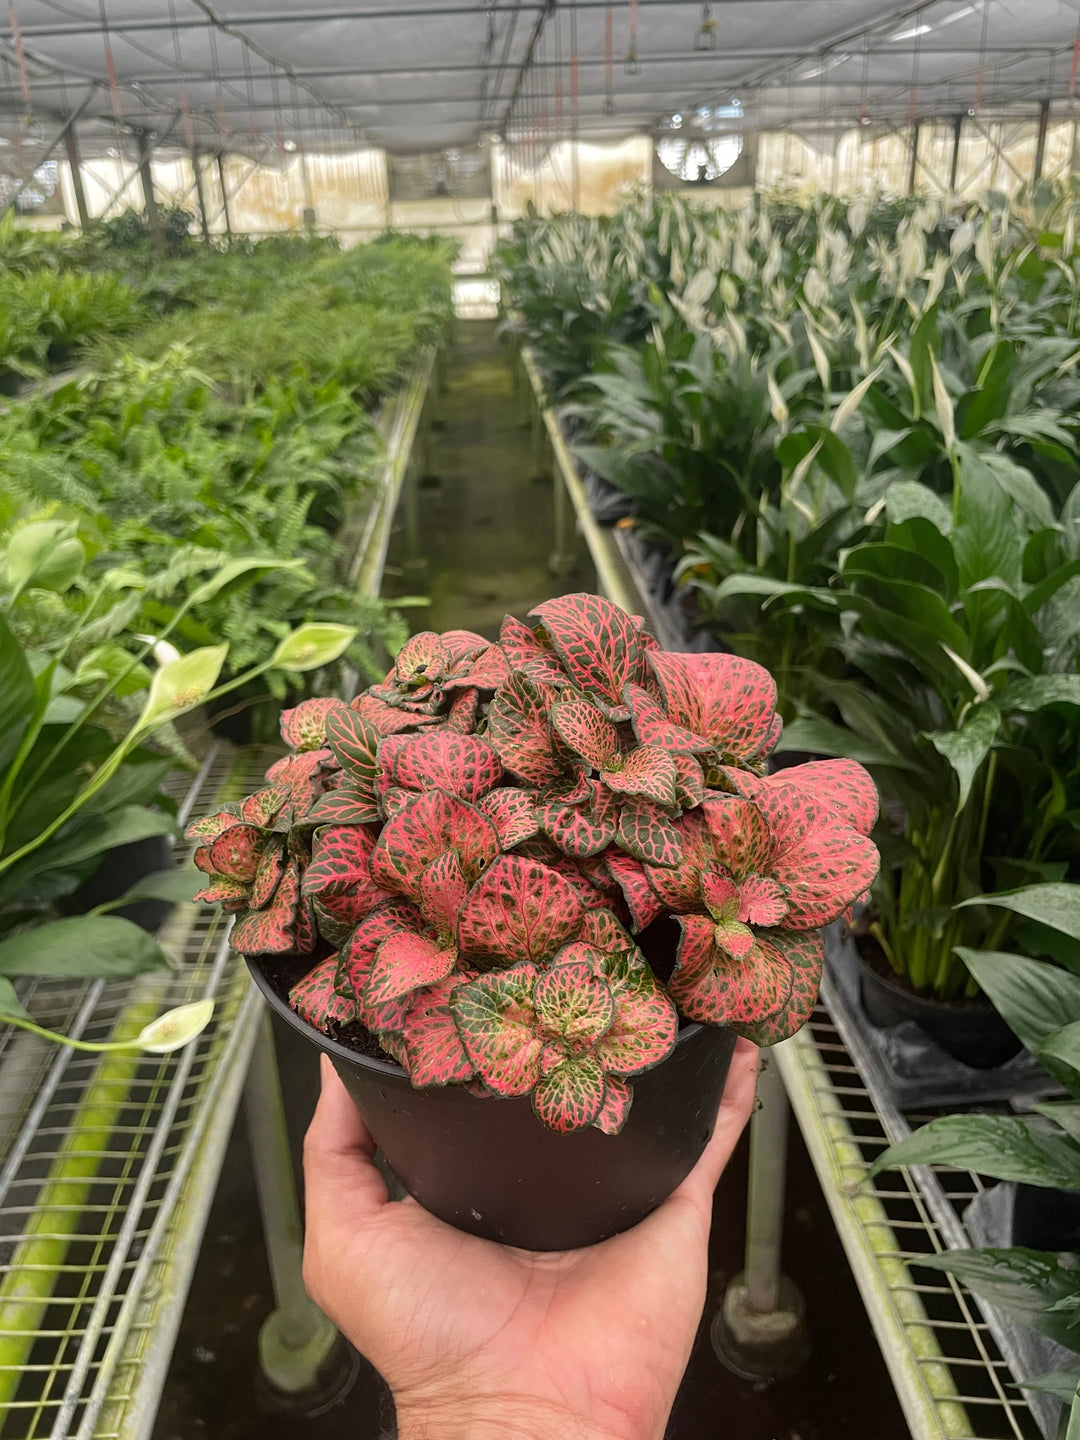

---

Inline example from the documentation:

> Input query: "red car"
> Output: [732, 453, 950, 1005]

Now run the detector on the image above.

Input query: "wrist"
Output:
[395, 1396, 640, 1440]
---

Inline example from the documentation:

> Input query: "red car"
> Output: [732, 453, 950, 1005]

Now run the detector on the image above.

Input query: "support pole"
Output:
[907, 118, 921, 196]
[712, 1053, 810, 1380]
[1034, 98, 1051, 184]
[244, 1011, 340, 1397]
[216, 151, 233, 237]
[63, 122, 91, 230]
[191, 148, 211, 243]
[137, 138, 162, 247]
[949, 112, 963, 193]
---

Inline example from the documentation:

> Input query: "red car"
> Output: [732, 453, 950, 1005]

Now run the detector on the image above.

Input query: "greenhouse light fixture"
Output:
[693, 4, 717, 52]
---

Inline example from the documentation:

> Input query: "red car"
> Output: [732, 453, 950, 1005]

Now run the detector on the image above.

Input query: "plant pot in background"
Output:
[856, 947, 1022, 1071]
[247, 953, 737, 1251]
[1011, 1183, 1080, 1252]
[67, 833, 175, 934]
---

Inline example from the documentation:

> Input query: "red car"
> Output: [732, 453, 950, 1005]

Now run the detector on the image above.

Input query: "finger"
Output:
[674, 1038, 759, 1207]
[303, 1054, 389, 1216]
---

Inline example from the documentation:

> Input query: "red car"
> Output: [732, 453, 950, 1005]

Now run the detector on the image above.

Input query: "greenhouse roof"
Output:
[1, 0, 1079, 157]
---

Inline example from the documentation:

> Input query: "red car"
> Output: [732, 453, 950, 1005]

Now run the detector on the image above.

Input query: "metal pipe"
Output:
[949, 111, 963, 191]
[63, 122, 91, 229]
[216, 151, 232, 236]
[1034, 97, 1051, 182]
[743, 1056, 790, 1315]
[907, 116, 921, 195]
[0, 88, 95, 219]
[192, 147, 211, 241]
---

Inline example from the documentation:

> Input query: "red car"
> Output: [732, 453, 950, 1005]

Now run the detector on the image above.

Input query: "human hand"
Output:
[303, 1038, 759, 1440]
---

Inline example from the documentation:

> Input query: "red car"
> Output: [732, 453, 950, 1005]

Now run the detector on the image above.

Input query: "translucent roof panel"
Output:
[1, 0, 1078, 157]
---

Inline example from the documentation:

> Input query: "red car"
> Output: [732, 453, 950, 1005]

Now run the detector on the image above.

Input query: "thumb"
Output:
[303, 1054, 389, 1217]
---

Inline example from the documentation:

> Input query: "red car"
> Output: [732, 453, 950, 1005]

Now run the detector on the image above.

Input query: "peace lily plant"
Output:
[193, 594, 879, 1134]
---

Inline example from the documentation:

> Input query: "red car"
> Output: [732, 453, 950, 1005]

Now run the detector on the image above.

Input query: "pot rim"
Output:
[853, 943, 999, 1011]
[245, 952, 708, 1078]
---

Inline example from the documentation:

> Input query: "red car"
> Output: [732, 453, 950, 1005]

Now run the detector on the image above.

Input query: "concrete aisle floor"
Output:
[153, 322, 908, 1440]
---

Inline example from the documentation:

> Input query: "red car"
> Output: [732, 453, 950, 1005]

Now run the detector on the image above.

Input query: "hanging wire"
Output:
[625, 0, 641, 77]
[603, 5, 615, 115]
[98, 0, 122, 119]
[974, 0, 990, 111]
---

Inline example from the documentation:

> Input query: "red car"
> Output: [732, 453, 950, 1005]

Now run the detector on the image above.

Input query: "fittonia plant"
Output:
[192, 595, 879, 1134]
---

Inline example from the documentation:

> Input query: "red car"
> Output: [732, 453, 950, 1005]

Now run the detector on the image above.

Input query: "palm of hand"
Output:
[304, 1040, 759, 1440]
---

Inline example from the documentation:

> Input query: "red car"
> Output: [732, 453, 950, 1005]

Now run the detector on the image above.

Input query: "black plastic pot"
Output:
[857, 949, 1022, 1070]
[1011, 1184, 1080, 1252]
[247, 954, 737, 1251]
[66, 833, 175, 934]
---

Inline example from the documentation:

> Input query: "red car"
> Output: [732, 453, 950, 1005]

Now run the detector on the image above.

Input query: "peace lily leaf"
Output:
[187, 557, 308, 607]
[1020, 1369, 1080, 1403]
[4, 520, 85, 599]
[1040, 1021, 1080, 1074]
[999, 675, 1080, 713]
[925, 703, 1000, 812]
[137, 1000, 214, 1054]
[271, 624, 357, 672]
[0, 916, 169, 978]
[869, 1113, 1080, 1190]
[773, 716, 918, 770]
[0, 613, 35, 772]
[920, 1249, 1080, 1352]
[957, 948, 1080, 1087]
[137, 645, 228, 730]
[956, 883, 1080, 944]
[7, 807, 177, 890]
[94, 868, 201, 914]
[0, 976, 33, 1023]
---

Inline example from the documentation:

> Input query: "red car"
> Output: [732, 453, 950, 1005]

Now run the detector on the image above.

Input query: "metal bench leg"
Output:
[711, 1051, 810, 1379]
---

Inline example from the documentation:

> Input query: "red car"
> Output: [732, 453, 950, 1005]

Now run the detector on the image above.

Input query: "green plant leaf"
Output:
[956, 883, 1080, 943]
[270, 624, 357, 672]
[186, 557, 308, 607]
[92, 867, 198, 914]
[136, 645, 228, 730]
[869, 1113, 1080, 1189]
[925, 703, 1000, 811]
[0, 976, 33, 1023]
[0, 613, 35, 773]
[18, 806, 176, 882]
[920, 1249, 1080, 1351]
[772, 716, 919, 769]
[1040, 1021, 1080, 1074]
[0, 915, 168, 978]
[1021, 1369, 1080, 1403]
[3, 520, 85, 598]
[998, 675, 1080, 713]
[957, 948, 1080, 1087]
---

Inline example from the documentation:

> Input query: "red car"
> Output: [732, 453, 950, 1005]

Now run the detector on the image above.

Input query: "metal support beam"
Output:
[191, 148, 211, 243]
[137, 139, 162, 244]
[1034, 97, 1051, 182]
[949, 111, 963, 192]
[63, 122, 91, 230]
[0, 88, 95, 220]
[500, 0, 557, 137]
[216, 151, 233, 237]
[907, 117, 921, 196]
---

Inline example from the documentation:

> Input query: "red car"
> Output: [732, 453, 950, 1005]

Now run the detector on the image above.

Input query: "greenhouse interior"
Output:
[3, 1, 1080, 1438]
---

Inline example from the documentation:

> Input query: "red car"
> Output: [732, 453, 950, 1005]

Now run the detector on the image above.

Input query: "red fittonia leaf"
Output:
[486, 672, 561, 785]
[750, 781, 880, 928]
[418, 849, 469, 936]
[208, 824, 264, 883]
[700, 794, 772, 880]
[194, 876, 248, 906]
[240, 787, 290, 828]
[533, 960, 615, 1052]
[647, 652, 782, 769]
[294, 895, 318, 955]
[350, 692, 441, 736]
[668, 915, 795, 1027]
[624, 683, 713, 754]
[729, 931, 823, 1046]
[440, 628, 488, 666]
[289, 958, 349, 1031]
[476, 787, 539, 848]
[266, 750, 333, 819]
[577, 908, 637, 954]
[532, 1051, 606, 1133]
[593, 950, 679, 1075]
[547, 853, 621, 910]
[302, 825, 378, 898]
[249, 844, 286, 910]
[304, 788, 382, 825]
[601, 745, 678, 807]
[371, 789, 500, 901]
[449, 962, 544, 1096]
[499, 613, 553, 668]
[737, 759, 879, 837]
[538, 783, 618, 859]
[457, 854, 586, 966]
[550, 699, 619, 769]
[185, 811, 240, 842]
[604, 849, 664, 929]
[325, 707, 381, 787]
[530, 594, 646, 718]
[738, 873, 789, 926]
[339, 899, 422, 998]
[401, 974, 475, 1087]
[395, 631, 450, 686]
[366, 930, 457, 1008]
[700, 865, 740, 922]
[443, 642, 510, 694]
[281, 698, 347, 752]
[444, 688, 480, 734]
[673, 754, 706, 808]
[542, 766, 593, 805]
[616, 797, 683, 868]
[388, 732, 504, 803]
[593, 1075, 633, 1135]
[230, 860, 301, 954]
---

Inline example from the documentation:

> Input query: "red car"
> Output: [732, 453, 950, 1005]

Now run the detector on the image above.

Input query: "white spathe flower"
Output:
[950, 219, 975, 259]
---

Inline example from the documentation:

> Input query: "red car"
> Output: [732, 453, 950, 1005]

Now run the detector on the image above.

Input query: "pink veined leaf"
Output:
[738, 874, 790, 926]
[249, 844, 286, 911]
[547, 853, 622, 911]
[700, 865, 741, 922]
[601, 745, 678, 807]
[498, 613, 552, 667]
[208, 824, 265, 884]
[388, 731, 504, 803]
[418, 849, 470, 936]
[532, 1051, 607, 1133]
[366, 930, 457, 1009]
[240, 787, 290, 828]
[193, 845, 217, 878]
[266, 750, 334, 820]
[616, 797, 683, 868]
[593, 1075, 633, 1135]
[457, 854, 586, 966]
[673, 754, 706, 809]
[395, 630, 450, 685]
[533, 960, 615, 1052]
[751, 781, 880, 928]
[728, 931, 824, 1046]
[194, 876, 249, 906]
[363, 984, 412, 1039]
[371, 789, 501, 901]
[476, 787, 539, 848]
[401, 974, 476, 1087]
[538, 784, 618, 859]
[294, 895, 318, 955]
[440, 628, 489, 666]
[443, 688, 480, 734]
[736, 759, 879, 837]
[604, 850, 664, 929]
[230, 860, 301, 955]
[594, 951, 679, 1076]
[529, 594, 646, 717]
[442, 642, 510, 694]
[325, 707, 381, 787]
[624, 683, 714, 754]
[449, 962, 544, 1096]
[281, 698, 348, 752]
[305, 789, 382, 825]
[185, 810, 240, 842]
[647, 652, 781, 770]
[700, 793, 772, 881]
[289, 958, 345, 1031]
[302, 825, 379, 898]
[339, 899, 423, 998]
[668, 915, 795, 1027]
[349, 691, 442, 736]
[577, 908, 637, 954]
[549, 940, 606, 973]
[486, 672, 562, 785]
[542, 766, 593, 805]
[550, 699, 620, 770]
